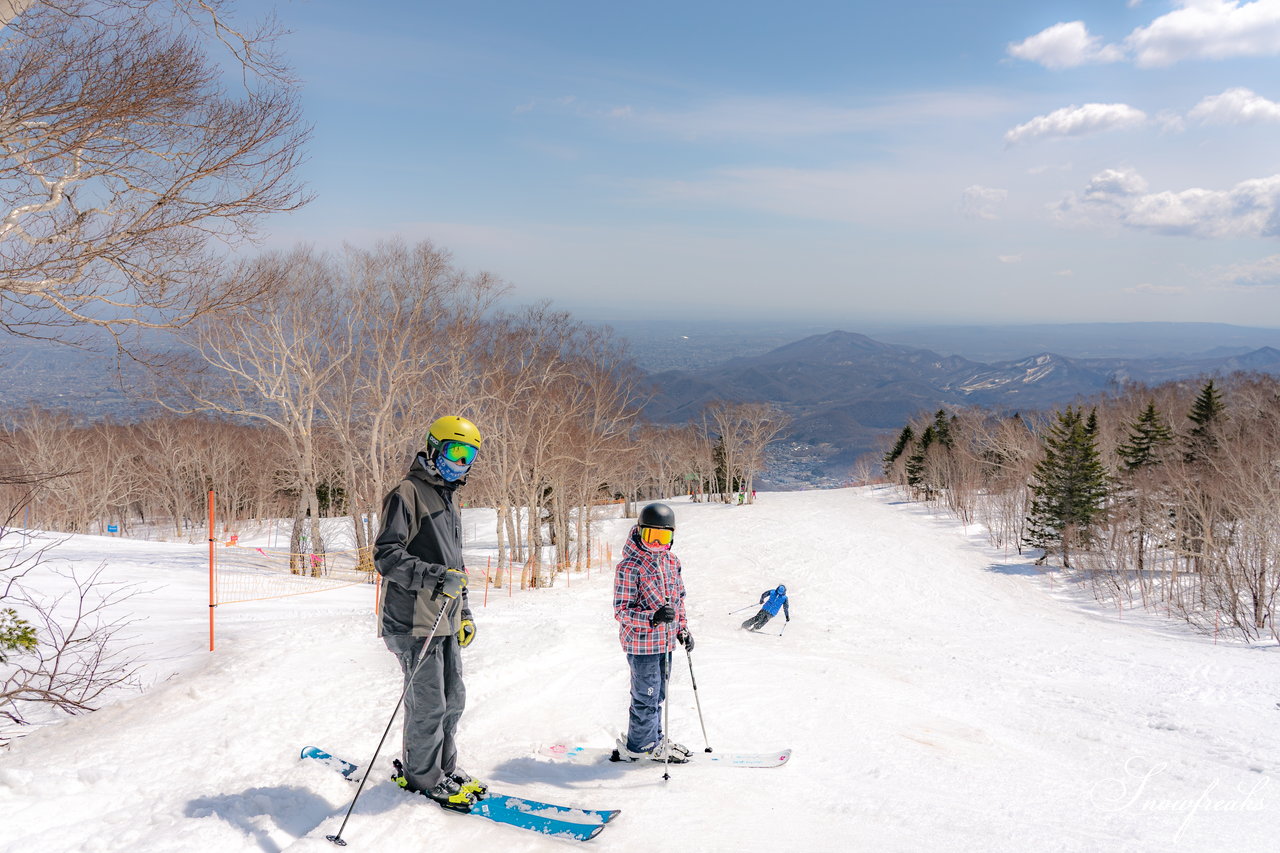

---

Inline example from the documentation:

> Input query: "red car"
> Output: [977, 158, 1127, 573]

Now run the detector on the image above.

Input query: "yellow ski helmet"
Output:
[427, 415, 483, 450]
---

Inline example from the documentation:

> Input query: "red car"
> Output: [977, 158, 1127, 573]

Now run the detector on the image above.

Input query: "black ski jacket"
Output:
[374, 453, 469, 639]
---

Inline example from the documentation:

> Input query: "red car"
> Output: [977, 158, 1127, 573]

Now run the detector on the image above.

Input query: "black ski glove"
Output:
[677, 629, 694, 652]
[649, 604, 676, 625]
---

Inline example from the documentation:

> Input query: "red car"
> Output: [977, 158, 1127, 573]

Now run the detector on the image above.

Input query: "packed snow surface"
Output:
[1, 487, 1276, 852]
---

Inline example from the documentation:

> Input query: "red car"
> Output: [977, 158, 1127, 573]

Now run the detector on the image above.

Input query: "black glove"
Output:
[649, 604, 675, 625]
[677, 629, 694, 652]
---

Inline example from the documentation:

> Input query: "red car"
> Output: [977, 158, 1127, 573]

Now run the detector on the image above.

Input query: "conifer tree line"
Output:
[882, 375, 1280, 640]
[0, 241, 789, 589]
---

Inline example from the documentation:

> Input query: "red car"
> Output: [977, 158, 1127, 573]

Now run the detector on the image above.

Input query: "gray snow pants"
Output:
[385, 633, 466, 792]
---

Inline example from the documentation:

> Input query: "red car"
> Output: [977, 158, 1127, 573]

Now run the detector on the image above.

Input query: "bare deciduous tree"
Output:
[0, 0, 309, 346]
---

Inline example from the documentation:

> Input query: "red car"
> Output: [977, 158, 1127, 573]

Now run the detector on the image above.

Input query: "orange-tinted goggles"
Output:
[640, 526, 673, 548]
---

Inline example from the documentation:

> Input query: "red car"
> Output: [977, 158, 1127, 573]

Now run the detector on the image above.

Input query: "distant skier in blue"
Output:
[741, 584, 790, 632]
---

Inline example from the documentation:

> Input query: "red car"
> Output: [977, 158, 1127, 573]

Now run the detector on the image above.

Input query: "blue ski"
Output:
[300, 746, 619, 841]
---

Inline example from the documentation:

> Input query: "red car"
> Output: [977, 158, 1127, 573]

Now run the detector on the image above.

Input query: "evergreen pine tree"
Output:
[904, 424, 936, 496]
[1023, 406, 1110, 568]
[1, 607, 37, 663]
[1184, 380, 1225, 463]
[1116, 401, 1173, 471]
[1115, 401, 1174, 575]
[931, 409, 954, 449]
[883, 425, 915, 471]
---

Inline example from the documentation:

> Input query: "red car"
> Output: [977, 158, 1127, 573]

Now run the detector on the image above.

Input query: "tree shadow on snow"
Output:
[985, 559, 1044, 577]
[184, 785, 335, 853]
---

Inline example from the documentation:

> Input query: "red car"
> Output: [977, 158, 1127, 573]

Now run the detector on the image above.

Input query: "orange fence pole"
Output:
[208, 489, 216, 652]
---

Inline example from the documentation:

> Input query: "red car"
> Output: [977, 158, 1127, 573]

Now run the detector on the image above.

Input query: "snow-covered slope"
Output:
[1, 487, 1275, 852]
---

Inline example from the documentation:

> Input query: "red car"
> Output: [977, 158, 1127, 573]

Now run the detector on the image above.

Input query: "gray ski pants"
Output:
[385, 633, 466, 792]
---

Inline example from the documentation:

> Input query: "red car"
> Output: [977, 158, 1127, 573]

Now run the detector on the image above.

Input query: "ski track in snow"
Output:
[1, 487, 1276, 852]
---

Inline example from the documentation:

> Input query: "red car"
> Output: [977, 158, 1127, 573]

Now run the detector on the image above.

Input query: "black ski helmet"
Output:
[638, 502, 675, 529]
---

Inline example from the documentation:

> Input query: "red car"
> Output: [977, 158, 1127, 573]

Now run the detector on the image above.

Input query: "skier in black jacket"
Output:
[375, 415, 483, 812]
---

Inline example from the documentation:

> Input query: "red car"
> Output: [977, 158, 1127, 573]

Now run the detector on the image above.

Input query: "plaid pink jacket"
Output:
[613, 527, 688, 655]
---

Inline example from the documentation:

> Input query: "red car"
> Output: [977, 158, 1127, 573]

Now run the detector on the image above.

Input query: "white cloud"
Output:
[1215, 254, 1280, 287]
[959, 185, 1008, 220]
[1189, 87, 1280, 123]
[1004, 103, 1148, 145]
[1126, 0, 1280, 67]
[1059, 168, 1280, 237]
[1007, 21, 1125, 69]
[1126, 282, 1190, 295]
[1083, 167, 1150, 198]
[997, 254, 1022, 263]
[1012, 1, 1280, 69]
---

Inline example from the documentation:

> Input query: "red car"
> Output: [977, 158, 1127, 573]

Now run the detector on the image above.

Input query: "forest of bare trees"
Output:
[882, 374, 1280, 641]
[2, 1, 797, 727]
[0, 240, 793, 590]
[1, 0, 310, 724]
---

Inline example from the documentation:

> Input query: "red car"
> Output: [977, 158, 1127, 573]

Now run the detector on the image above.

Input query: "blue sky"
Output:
[266, 1, 1280, 327]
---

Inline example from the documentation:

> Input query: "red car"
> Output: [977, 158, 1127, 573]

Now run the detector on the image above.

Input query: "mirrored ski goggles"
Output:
[640, 526, 674, 548]
[440, 440, 478, 466]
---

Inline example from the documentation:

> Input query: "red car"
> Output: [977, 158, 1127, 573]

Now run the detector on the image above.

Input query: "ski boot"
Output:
[393, 759, 476, 813]
[609, 736, 691, 764]
[424, 776, 477, 813]
[449, 768, 488, 801]
[653, 735, 692, 763]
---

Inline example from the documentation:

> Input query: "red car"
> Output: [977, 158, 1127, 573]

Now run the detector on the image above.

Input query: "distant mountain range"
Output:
[6, 322, 1280, 487]
[642, 329, 1280, 480]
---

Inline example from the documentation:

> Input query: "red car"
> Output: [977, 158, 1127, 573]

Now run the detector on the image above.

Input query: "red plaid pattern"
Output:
[613, 528, 687, 655]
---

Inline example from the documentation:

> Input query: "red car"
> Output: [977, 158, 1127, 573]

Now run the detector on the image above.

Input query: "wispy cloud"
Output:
[513, 95, 578, 114]
[1215, 254, 1280, 287]
[1189, 87, 1280, 124]
[997, 254, 1022, 263]
[1010, 1, 1280, 69]
[1004, 103, 1147, 145]
[1126, 282, 1189, 295]
[959, 185, 1008, 220]
[1057, 167, 1280, 238]
[603, 92, 1014, 140]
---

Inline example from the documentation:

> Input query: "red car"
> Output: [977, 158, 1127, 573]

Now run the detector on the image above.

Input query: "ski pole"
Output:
[660, 649, 673, 782]
[728, 603, 757, 615]
[684, 644, 712, 753]
[777, 620, 788, 638]
[328, 585, 454, 847]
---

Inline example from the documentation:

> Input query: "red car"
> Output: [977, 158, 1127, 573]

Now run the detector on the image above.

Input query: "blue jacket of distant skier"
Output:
[760, 586, 790, 619]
